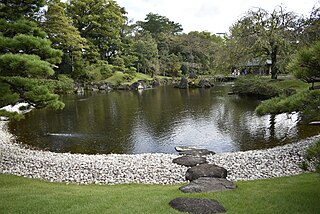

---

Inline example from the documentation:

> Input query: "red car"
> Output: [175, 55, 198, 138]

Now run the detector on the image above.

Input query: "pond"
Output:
[9, 83, 320, 154]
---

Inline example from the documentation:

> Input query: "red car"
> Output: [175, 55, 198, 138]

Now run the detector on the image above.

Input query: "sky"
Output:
[116, 0, 320, 34]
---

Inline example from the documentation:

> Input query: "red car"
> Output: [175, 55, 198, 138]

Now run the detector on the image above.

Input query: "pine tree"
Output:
[43, 0, 87, 77]
[0, 0, 64, 115]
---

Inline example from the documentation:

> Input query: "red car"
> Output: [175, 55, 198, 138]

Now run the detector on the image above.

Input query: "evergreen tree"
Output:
[67, 0, 127, 62]
[43, 0, 87, 78]
[288, 40, 320, 88]
[0, 0, 46, 20]
[0, 0, 64, 114]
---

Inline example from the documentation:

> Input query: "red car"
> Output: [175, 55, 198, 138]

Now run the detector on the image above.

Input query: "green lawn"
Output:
[105, 71, 173, 85]
[105, 72, 153, 85]
[1, 173, 319, 214]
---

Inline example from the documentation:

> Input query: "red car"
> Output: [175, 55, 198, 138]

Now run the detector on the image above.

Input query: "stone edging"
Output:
[1, 121, 319, 184]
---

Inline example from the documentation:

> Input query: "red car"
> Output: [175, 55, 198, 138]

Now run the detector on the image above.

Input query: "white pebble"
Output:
[1, 121, 319, 184]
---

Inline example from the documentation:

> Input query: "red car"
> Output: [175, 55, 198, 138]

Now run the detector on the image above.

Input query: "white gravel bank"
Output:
[0, 121, 319, 184]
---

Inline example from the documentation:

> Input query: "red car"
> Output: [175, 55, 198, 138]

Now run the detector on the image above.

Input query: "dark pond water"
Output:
[9, 84, 320, 154]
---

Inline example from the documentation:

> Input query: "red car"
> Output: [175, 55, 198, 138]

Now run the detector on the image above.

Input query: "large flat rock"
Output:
[309, 121, 320, 125]
[175, 146, 198, 152]
[169, 197, 226, 214]
[186, 164, 227, 181]
[179, 149, 216, 156]
[179, 177, 236, 193]
[172, 156, 207, 167]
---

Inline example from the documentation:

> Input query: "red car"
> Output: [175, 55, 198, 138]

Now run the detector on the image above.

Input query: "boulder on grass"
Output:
[186, 164, 227, 181]
[169, 197, 226, 214]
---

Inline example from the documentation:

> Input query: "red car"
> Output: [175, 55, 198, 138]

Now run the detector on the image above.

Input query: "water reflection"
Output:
[9, 84, 320, 154]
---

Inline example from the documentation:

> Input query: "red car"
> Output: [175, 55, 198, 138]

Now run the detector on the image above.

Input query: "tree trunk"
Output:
[270, 46, 278, 79]
[269, 114, 276, 139]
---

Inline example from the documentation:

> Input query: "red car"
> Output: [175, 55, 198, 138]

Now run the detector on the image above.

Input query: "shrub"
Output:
[124, 67, 137, 77]
[100, 63, 113, 79]
[256, 89, 320, 117]
[54, 75, 74, 94]
[301, 140, 320, 173]
[123, 73, 134, 82]
[233, 75, 281, 99]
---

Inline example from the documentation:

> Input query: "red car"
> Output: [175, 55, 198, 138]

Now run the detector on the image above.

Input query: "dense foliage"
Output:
[136, 12, 183, 37]
[232, 76, 281, 98]
[43, 0, 87, 79]
[302, 140, 320, 173]
[67, 0, 126, 63]
[256, 89, 320, 118]
[288, 40, 320, 85]
[255, 29, 320, 118]
[0, 0, 64, 112]
[220, 7, 300, 79]
[300, 6, 320, 45]
[0, 0, 46, 20]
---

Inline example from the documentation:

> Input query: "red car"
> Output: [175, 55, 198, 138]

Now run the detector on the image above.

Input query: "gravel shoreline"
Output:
[1, 121, 319, 184]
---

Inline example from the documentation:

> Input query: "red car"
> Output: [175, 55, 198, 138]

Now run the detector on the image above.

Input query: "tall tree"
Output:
[0, 0, 64, 111]
[43, 0, 87, 77]
[300, 5, 320, 45]
[133, 32, 159, 76]
[182, 31, 222, 74]
[136, 13, 183, 38]
[228, 7, 300, 79]
[118, 19, 139, 71]
[135, 13, 184, 76]
[214, 35, 239, 75]
[67, 0, 127, 62]
[168, 31, 222, 76]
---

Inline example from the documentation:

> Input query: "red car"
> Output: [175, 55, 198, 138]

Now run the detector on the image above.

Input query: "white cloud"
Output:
[117, 0, 319, 33]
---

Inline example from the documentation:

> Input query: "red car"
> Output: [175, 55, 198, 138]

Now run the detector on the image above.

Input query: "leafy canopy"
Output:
[226, 6, 300, 79]
[0, 0, 64, 113]
[43, 0, 87, 54]
[288, 40, 320, 84]
[133, 32, 159, 76]
[43, 0, 88, 78]
[256, 89, 320, 121]
[0, 0, 46, 20]
[136, 13, 183, 38]
[67, 0, 126, 62]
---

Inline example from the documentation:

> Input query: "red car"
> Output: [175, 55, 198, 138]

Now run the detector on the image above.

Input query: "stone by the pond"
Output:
[131, 81, 145, 90]
[173, 156, 207, 167]
[309, 121, 320, 125]
[199, 79, 213, 88]
[179, 177, 236, 193]
[176, 77, 189, 89]
[169, 197, 226, 214]
[179, 149, 216, 156]
[175, 146, 198, 152]
[186, 164, 227, 181]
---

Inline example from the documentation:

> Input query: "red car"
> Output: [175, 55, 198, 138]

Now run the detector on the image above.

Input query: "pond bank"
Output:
[1, 121, 319, 184]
